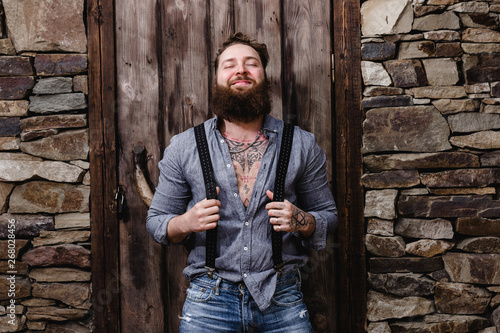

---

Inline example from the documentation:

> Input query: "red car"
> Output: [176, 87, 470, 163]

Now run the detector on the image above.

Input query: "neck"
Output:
[220, 115, 265, 141]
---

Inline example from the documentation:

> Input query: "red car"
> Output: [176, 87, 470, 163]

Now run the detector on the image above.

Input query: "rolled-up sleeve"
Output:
[146, 135, 193, 245]
[295, 131, 338, 251]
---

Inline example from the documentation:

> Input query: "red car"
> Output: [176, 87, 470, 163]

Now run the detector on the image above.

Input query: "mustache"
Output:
[228, 75, 254, 85]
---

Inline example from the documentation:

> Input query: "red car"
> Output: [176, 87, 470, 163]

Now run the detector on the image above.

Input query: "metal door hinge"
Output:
[331, 53, 335, 83]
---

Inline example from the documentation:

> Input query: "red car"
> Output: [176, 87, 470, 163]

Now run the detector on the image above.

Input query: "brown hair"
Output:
[214, 32, 270, 73]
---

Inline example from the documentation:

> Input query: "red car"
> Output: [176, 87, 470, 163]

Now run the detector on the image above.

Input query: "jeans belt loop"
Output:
[215, 277, 222, 296]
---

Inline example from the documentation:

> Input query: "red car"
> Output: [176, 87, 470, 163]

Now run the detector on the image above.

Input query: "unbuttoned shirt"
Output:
[147, 115, 338, 311]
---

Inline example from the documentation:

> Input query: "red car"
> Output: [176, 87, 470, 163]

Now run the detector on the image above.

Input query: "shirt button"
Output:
[234, 193, 238, 198]
[244, 247, 248, 251]
[227, 164, 231, 168]
[245, 221, 249, 226]
[243, 273, 248, 278]
[220, 139, 225, 143]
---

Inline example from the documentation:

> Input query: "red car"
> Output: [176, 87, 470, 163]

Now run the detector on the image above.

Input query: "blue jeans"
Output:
[179, 270, 312, 333]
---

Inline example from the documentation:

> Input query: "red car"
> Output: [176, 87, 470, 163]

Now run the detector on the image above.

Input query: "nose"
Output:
[235, 64, 247, 75]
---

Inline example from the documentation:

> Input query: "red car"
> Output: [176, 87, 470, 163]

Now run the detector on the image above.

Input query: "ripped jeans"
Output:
[179, 270, 312, 333]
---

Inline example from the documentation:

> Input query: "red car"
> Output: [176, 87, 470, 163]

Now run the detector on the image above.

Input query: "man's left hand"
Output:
[265, 190, 316, 238]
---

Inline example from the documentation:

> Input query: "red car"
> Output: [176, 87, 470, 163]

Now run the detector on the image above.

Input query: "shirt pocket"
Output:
[186, 281, 215, 303]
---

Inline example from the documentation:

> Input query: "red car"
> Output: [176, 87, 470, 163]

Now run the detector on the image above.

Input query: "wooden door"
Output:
[110, 1, 347, 332]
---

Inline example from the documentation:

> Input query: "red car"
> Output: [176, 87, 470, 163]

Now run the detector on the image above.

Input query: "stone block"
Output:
[367, 290, 435, 321]
[3, 0, 86, 53]
[368, 272, 436, 296]
[73, 75, 88, 94]
[463, 28, 500, 43]
[444, 252, 500, 284]
[365, 189, 398, 220]
[391, 314, 490, 333]
[29, 267, 91, 282]
[0, 213, 55, 238]
[0, 276, 31, 300]
[32, 282, 91, 309]
[435, 42, 463, 57]
[414, 4, 446, 17]
[481, 150, 500, 167]
[492, 82, 500, 97]
[455, 217, 500, 237]
[22, 244, 90, 268]
[19, 129, 89, 161]
[26, 306, 88, 321]
[435, 282, 491, 314]
[361, 95, 412, 109]
[20, 114, 87, 132]
[370, 257, 444, 274]
[363, 86, 404, 97]
[457, 237, 500, 254]
[0, 56, 33, 76]
[0, 117, 20, 136]
[363, 106, 451, 153]
[0, 38, 16, 55]
[361, 42, 396, 61]
[421, 168, 500, 188]
[385, 59, 427, 87]
[0, 160, 84, 182]
[0, 239, 30, 259]
[432, 99, 479, 114]
[361, 0, 413, 36]
[0, 76, 34, 99]
[364, 152, 480, 172]
[405, 239, 455, 257]
[366, 234, 406, 257]
[465, 83, 490, 94]
[33, 230, 90, 247]
[399, 41, 436, 59]
[423, 30, 460, 41]
[413, 11, 460, 31]
[362, 170, 420, 189]
[430, 187, 497, 195]
[367, 218, 394, 236]
[450, 131, 500, 149]
[32, 77, 73, 94]
[0, 314, 26, 331]
[409, 86, 467, 98]
[398, 195, 500, 218]
[55, 212, 90, 230]
[460, 13, 499, 29]
[34, 54, 87, 76]
[367, 322, 391, 333]
[29, 93, 86, 113]
[9, 181, 89, 214]
[0, 182, 15, 214]
[0, 100, 29, 117]
[44, 322, 91, 332]
[463, 43, 500, 54]
[422, 58, 459, 86]
[361, 61, 392, 86]
[464, 53, 500, 84]
[395, 218, 454, 239]
[449, 113, 500, 132]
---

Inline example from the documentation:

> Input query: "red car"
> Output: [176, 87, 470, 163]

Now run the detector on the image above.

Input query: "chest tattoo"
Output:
[226, 136, 269, 208]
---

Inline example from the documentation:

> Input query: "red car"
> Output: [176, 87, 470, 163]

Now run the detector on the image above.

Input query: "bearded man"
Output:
[147, 33, 337, 332]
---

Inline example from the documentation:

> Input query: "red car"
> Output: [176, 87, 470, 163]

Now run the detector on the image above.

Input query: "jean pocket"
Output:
[271, 282, 304, 307]
[185, 281, 215, 303]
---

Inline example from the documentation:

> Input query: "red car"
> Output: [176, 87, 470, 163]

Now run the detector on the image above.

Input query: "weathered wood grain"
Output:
[115, 0, 165, 331]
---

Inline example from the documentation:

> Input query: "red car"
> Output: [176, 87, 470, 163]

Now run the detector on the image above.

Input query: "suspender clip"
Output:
[205, 266, 216, 279]
[274, 262, 285, 278]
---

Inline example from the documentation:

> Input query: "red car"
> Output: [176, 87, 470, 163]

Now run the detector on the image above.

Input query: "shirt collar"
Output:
[210, 114, 281, 135]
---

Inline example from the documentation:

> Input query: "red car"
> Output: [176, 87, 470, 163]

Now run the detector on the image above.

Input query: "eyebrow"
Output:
[220, 56, 261, 65]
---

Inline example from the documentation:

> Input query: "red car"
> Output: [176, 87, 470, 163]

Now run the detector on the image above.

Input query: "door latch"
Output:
[115, 186, 126, 219]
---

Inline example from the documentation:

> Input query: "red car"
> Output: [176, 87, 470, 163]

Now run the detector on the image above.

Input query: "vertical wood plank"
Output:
[333, 0, 366, 331]
[115, 0, 165, 331]
[282, 2, 335, 332]
[283, 0, 332, 180]
[210, 0, 233, 71]
[234, 0, 283, 119]
[161, 1, 211, 331]
[87, 0, 120, 331]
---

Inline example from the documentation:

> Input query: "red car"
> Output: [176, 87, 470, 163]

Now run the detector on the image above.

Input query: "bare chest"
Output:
[226, 136, 269, 208]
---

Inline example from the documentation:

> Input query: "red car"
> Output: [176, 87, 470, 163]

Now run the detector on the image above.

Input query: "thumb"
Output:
[266, 190, 274, 201]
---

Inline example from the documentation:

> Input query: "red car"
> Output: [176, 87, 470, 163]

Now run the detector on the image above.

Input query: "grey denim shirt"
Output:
[146, 115, 338, 310]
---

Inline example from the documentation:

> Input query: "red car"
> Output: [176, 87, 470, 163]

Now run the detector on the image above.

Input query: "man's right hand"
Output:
[166, 188, 221, 243]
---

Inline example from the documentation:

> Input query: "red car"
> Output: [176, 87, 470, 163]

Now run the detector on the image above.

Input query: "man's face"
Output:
[216, 44, 265, 92]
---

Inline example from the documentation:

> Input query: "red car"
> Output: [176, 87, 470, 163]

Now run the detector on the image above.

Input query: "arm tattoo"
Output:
[290, 206, 314, 230]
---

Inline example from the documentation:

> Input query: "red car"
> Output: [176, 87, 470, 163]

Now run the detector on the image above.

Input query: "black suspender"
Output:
[271, 122, 294, 275]
[194, 124, 218, 278]
[194, 122, 295, 279]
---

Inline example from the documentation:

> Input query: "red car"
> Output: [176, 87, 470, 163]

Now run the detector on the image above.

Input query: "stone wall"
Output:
[0, 0, 91, 332]
[361, 0, 500, 332]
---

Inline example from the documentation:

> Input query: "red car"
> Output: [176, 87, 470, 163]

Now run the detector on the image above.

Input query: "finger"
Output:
[266, 190, 274, 201]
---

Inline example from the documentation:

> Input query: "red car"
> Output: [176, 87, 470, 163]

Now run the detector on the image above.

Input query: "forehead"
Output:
[218, 44, 261, 64]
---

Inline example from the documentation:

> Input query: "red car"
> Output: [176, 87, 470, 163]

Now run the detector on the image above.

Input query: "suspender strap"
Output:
[194, 124, 218, 278]
[271, 123, 295, 275]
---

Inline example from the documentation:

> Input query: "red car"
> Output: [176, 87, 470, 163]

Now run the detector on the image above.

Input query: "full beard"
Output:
[210, 78, 272, 123]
